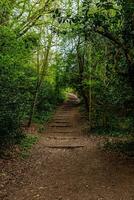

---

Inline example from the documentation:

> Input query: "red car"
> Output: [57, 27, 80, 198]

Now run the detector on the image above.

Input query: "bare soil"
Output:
[0, 101, 134, 200]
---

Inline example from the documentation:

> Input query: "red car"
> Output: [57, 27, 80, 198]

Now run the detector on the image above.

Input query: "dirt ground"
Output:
[0, 101, 134, 200]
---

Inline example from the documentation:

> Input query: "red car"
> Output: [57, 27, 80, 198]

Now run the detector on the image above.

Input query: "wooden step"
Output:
[44, 145, 84, 149]
[45, 136, 81, 140]
[49, 124, 72, 128]
[47, 130, 74, 133]
[52, 121, 70, 123]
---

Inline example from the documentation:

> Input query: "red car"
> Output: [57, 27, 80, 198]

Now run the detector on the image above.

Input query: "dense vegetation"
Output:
[0, 0, 134, 150]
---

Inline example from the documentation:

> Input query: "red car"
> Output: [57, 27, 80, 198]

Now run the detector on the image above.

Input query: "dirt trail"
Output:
[1, 101, 134, 200]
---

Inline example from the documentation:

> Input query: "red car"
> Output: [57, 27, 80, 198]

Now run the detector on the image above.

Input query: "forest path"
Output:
[1, 100, 134, 200]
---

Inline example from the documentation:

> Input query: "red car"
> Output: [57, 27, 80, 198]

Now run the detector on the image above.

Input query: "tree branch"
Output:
[94, 28, 133, 64]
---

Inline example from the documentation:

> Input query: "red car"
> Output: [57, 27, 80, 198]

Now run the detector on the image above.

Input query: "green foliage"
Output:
[0, 0, 134, 152]
[53, 0, 134, 135]
[0, 0, 67, 152]
[105, 140, 134, 156]
[34, 81, 64, 124]
[0, 26, 36, 148]
[19, 134, 39, 159]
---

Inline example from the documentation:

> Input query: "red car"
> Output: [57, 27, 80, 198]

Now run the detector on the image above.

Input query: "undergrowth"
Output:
[33, 110, 55, 125]
[104, 140, 134, 157]
[92, 127, 131, 137]
[19, 134, 39, 159]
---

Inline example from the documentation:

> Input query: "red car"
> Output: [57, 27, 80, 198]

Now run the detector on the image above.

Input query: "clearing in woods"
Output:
[0, 100, 134, 200]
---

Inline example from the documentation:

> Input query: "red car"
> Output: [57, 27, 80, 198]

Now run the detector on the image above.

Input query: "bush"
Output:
[0, 26, 38, 148]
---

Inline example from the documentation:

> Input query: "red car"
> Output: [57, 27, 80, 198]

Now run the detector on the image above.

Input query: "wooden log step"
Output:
[45, 136, 81, 140]
[52, 121, 70, 123]
[48, 130, 73, 133]
[49, 125, 72, 128]
[44, 145, 84, 149]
